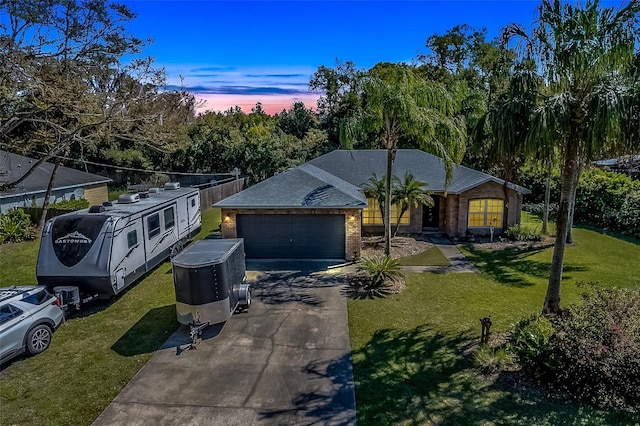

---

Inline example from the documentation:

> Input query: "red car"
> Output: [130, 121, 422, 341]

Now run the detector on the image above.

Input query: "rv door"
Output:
[187, 194, 200, 233]
[115, 268, 125, 291]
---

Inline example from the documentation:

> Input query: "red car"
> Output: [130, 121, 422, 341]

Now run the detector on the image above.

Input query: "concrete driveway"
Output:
[94, 262, 356, 425]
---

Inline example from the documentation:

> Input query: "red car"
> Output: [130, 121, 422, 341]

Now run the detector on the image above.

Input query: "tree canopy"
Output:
[502, 0, 640, 313]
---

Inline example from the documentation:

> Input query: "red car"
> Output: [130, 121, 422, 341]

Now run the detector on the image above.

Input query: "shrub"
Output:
[0, 209, 36, 244]
[551, 284, 640, 409]
[474, 345, 515, 375]
[522, 202, 558, 219]
[575, 168, 640, 236]
[503, 224, 542, 242]
[509, 314, 558, 380]
[52, 198, 89, 210]
[511, 284, 640, 410]
[617, 190, 640, 239]
[356, 255, 404, 289]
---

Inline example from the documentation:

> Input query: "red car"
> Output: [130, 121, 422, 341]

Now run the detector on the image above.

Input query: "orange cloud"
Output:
[195, 93, 320, 115]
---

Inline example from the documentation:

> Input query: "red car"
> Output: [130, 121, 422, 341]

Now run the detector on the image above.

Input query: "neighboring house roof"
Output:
[593, 155, 640, 168]
[215, 163, 367, 209]
[307, 149, 531, 195]
[0, 150, 112, 199]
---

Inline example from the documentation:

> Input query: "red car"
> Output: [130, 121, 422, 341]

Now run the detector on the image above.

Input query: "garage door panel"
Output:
[237, 214, 345, 259]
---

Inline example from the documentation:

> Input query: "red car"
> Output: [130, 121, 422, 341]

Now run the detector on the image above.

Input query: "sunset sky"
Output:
[123, 1, 545, 115]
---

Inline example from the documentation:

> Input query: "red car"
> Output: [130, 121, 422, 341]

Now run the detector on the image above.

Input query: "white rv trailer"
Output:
[36, 183, 201, 302]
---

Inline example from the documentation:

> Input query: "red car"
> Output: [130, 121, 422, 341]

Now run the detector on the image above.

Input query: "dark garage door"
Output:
[237, 214, 345, 259]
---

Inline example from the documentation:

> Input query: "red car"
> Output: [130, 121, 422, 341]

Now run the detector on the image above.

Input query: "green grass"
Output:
[0, 208, 221, 426]
[399, 246, 449, 266]
[348, 216, 640, 425]
[107, 186, 130, 201]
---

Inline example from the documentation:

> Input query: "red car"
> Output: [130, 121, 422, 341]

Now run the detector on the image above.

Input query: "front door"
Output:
[422, 196, 440, 228]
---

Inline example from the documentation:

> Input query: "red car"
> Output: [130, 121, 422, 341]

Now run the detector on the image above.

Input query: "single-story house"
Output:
[593, 154, 640, 180]
[216, 149, 530, 261]
[0, 150, 112, 213]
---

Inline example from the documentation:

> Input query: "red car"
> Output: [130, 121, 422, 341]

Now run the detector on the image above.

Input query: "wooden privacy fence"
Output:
[20, 207, 75, 224]
[199, 178, 245, 211]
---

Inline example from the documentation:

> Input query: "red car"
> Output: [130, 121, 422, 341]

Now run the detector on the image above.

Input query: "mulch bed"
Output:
[361, 235, 433, 259]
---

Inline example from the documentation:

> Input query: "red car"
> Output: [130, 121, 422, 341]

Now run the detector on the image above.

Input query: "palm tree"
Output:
[475, 62, 543, 227]
[503, 0, 640, 313]
[341, 65, 466, 255]
[392, 172, 433, 237]
[361, 173, 387, 226]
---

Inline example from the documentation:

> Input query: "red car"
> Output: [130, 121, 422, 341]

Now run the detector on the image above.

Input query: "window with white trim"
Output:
[468, 199, 503, 227]
[362, 198, 410, 225]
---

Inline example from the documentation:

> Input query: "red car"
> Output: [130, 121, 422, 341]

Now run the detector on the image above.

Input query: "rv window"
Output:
[147, 214, 160, 239]
[127, 230, 138, 248]
[164, 207, 175, 230]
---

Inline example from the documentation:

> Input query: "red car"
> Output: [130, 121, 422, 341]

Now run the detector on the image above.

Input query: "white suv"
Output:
[0, 286, 64, 363]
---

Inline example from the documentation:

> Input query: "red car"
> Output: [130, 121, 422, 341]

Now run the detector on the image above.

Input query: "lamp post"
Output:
[489, 217, 498, 242]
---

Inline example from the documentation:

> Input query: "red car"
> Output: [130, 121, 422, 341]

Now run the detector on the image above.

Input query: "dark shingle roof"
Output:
[0, 150, 112, 198]
[308, 150, 531, 194]
[214, 164, 367, 209]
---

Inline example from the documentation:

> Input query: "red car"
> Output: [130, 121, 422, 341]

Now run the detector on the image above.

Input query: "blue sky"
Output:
[124, 1, 543, 113]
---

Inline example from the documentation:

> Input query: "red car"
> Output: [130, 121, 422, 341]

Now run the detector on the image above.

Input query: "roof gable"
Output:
[215, 164, 367, 209]
[0, 150, 111, 198]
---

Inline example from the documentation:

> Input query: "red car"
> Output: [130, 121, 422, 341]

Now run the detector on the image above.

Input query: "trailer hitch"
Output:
[188, 321, 209, 349]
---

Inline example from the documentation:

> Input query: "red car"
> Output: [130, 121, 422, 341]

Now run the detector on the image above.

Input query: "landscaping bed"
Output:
[361, 235, 432, 258]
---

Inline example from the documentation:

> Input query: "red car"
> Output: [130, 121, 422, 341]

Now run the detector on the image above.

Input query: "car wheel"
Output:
[26, 324, 52, 355]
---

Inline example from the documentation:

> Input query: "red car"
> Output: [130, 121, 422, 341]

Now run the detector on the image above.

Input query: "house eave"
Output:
[0, 179, 112, 199]
[215, 204, 366, 210]
[452, 178, 531, 195]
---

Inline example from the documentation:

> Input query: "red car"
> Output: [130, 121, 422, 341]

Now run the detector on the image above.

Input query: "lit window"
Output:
[468, 199, 503, 228]
[362, 198, 410, 225]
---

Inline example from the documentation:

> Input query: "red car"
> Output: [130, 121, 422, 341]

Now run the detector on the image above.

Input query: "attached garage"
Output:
[215, 164, 366, 262]
[237, 214, 345, 259]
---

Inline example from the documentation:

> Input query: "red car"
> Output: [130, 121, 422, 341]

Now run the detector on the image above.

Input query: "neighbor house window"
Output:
[164, 207, 175, 230]
[468, 199, 503, 227]
[362, 198, 410, 225]
[147, 214, 160, 239]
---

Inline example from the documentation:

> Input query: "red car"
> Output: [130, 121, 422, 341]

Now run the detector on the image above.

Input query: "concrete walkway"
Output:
[402, 234, 479, 274]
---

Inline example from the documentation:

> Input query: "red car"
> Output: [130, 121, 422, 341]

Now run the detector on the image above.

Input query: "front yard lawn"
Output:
[348, 218, 640, 425]
[399, 246, 449, 266]
[0, 209, 221, 426]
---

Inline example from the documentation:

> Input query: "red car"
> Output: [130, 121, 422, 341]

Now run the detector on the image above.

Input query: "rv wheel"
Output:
[170, 241, 184, 259]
